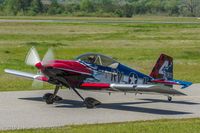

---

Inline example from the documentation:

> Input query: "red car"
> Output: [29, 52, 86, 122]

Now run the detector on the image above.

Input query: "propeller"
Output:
[25, 47, 55, 67]
[32, 78, 44, 89]
[42, 48, 54, 66]
[25, 47, 41, 66]
[32, 70, 45, 89]
[25, 47, 55, 89]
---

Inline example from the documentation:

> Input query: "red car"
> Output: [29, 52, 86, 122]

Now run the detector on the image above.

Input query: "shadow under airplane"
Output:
[19, 97, 196, 115]
[140, 98, 200, 105]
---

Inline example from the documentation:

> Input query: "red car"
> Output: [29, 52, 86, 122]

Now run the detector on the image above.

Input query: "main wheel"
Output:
[84, 97, 95, 108]
[84, 97, 101, 109]
[168, 96, 172, 102]
[54, 95, 63, 101]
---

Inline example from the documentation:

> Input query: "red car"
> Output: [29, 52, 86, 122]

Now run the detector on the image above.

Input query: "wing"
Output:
[4, 69, 48, 82]
[80, 82, 186, 96]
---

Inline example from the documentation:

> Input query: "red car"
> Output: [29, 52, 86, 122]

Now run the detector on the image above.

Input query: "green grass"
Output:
[1, 118, 200, 133]
[0, 15, 200, 22]
[0, 16, 200, 91]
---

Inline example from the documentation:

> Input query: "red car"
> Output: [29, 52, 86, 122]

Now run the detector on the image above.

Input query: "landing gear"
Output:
[43, 83, 101, 108]
[168, 96, 172, 102]
[43, 85, 63, 104]
[70, 87, 101, 108]
[84, 97, 101, 109]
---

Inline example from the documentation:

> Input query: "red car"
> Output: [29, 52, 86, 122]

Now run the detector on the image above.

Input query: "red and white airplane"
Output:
[5, 47, 192, 108]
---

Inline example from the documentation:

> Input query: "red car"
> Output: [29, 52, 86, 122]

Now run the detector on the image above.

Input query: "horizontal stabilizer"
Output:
[151, 79, 192, 89]
[136, 84, 186, 95]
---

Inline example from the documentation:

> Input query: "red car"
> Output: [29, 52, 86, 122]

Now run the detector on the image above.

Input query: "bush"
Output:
[1, 0, 200, 17]
[115, 9, 123, 17]
[47, 0, 64, 15]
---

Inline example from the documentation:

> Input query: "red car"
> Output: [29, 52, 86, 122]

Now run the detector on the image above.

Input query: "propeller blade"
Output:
[25, 47, 41, 66]
[32, 78, 43, 89]
[42, 48, 54, 65]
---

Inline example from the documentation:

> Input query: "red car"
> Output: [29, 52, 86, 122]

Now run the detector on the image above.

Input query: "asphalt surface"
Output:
[0, 84, 200, 130]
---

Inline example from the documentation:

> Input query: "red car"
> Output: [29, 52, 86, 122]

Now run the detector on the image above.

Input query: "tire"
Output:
[168, 96, 172, 102]
[84, 98, 95, 109]
[43, 93, 52, 100]
[54, 95, 63, 101]
[45, 95, 55, 104]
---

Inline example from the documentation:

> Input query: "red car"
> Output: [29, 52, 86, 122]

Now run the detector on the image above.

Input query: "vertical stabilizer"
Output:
[150, 54, 173, 80]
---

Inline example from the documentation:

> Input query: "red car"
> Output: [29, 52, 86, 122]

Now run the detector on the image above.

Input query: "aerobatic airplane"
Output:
[5, 47, 192, 108]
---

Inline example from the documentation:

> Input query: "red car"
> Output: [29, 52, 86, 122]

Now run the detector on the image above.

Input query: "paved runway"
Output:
[0, 84, 200, 130]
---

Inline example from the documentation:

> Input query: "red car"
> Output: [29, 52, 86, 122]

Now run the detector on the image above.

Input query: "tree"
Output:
[47, 0, 64, 15]
[64, 3, 80, 13]
[0, 0, 4, 4]
[96, 0, 114, 12]
[28, 0, 43, 15]
[3, 0, 21, 15]
[162, 0, 179, 15]
[115, 9, 123, 17]
[3, 0, 34, 15]
[123, 3, 134, 17]
[132, 0, 148, 14]
[180, 0, 200, 16]
[0, 0, 4, 14]
[80, 0, 94, 12]
[1, 0, 200, 17]
[145, 0, 161, 14]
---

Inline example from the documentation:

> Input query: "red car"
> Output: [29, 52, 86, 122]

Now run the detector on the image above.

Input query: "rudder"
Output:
[150, 54, 173, 80]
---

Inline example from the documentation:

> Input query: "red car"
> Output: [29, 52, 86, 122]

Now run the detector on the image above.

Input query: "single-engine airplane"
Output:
[5, 47, 192, 108]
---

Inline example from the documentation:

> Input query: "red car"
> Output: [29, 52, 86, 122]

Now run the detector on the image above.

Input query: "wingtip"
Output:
[4, 69, 9, 73]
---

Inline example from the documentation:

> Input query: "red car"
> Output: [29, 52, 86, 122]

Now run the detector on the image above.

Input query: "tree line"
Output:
[0, 0, 199, 17]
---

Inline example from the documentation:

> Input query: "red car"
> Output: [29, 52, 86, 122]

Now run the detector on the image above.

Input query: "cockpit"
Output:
[76, 53, 119, 69]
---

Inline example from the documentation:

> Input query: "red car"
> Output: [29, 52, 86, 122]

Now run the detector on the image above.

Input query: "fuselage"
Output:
[39, 58, 153, 89]
[35, 52, 191, 94]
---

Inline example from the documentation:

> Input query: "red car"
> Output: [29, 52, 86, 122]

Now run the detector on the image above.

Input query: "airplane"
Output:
[4, 47, 192, 108]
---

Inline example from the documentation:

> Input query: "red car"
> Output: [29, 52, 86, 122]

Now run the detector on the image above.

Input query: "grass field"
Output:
[0, 16, 200, 91]
[0, 16, 200, 22]
[1, 118, 200, 133]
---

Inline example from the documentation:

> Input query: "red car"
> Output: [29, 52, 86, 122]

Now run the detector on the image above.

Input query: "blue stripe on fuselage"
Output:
[80, 60, 152, 82]
[117, 64, 152, 80]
